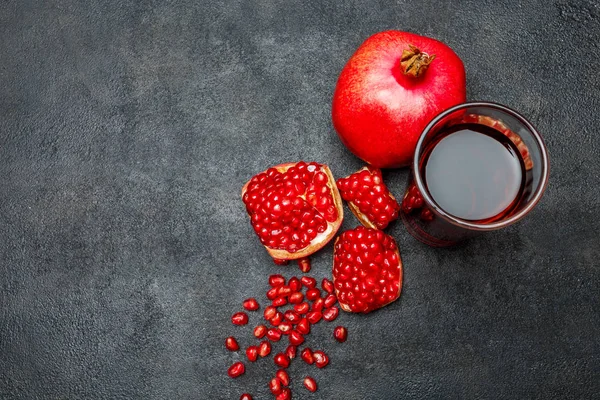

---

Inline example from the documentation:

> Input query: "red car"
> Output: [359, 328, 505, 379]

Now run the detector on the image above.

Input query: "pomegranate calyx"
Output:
[400, 44, 436, 78]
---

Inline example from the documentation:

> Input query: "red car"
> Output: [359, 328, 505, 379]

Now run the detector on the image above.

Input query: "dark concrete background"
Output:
[1, 0, 599, 399]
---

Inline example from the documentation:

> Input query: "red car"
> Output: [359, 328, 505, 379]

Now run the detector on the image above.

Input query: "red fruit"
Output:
[276, 388, 291, 400]
[231, 312, 249, 326]
[288, 277, 302, 292]
[288, 292, 304, 304]
[289, 330, 305, 346]
[334, 326, 348, 342]
[284, 310, 301, 324]
[306, 288, 321, 301]
[277, 286, 292, 297]
[243, 298, 259, 311]
[225, 336, 239, 351]
[266, 287, 280, 300]
[298, 257, 311, 273]
[264, 306, 277, 321]
[401, 183, 425, 214]
[332, 31, 466, 168]
[321, 278, 335, 294]
[242, 162, 344, 260]
[333, 226, 403, 313]
[269, 377, 282, 395]
[254, 324, 267, 339]
[277, 369, 290, 386]
[301, 276, 317, 288]
[227, 362, 245, 378]
[313, 350, 329, 368]
[278, 321, 293, 335]
[336, 167, 400, 229]
[301, 348, 314, 364]
[258, 340, 271, 357]
[324, 294, 337, 308]
[274, 353, 290, 368]
[270, 311, 284, 326]
[307, 311, 322, 324]
[246, 346, 258, 362]
[285, 344, 297, 360]
[323, 306, 339, 322]
[294, 302, 310, 314]
[273, 259, 289, 266]
[272, 297, 288, 307]
[296, 318, 311, 335]
[266, 328, 282, 342]
[303, 376, 318, 392]
[240, 394, 253, 400]
[269, 274, 286, 287]
[311, 297, 325, 312]
[420, 207, 434, 222]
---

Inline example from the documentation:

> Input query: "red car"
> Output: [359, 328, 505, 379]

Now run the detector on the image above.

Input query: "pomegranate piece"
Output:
[324, 294, 337, 308]
[231, 312, 249, 326]
[294, 302, 310, 314]
[311, 297, 325, 312]
[225, 336, 239, 352]
[333, 326, 348, 342]
[258, 340, 271, 357]
[269, 274, 286, 287]
[306, 288, 321, 301]
[401, 183, 424, 214]
[227, 362, 245, 378]
[264, 306, 277, 321]
[254, 325, 267, 339]
[278, 321, 293, 335]
[285, 344, 297, 360]
[313, 350, 329, 368]
[284, 310, 301, 324]
[296, 318, 311, 335]
[333, 226, 403, 313]
[277, 285, 292, 297]
[273, 258, 289, 266]
[269, 377, 282, 395]
[303, 376, 318, 392]
[276, 387, 291, 400]
[336, 166, 400, 229]
[321, 278, 335, 294]
[274, 353, 291, 368]
[420, 207, 434, 222]
[266, 287, 280, 300]
[270, 311, 284, 326]
[289, 330, 305, 346]
[288, 277, 302, 292]
[240, 394, 253, 400]
[246, 346, 258, 362]
[301, 276, 317, 288]
[322, 306, 339, 321]
[300, 348, 314, 365]
[272, 297, 288, 307]
[277, 369, 290, 386]
[298, 257, 311, 272]
[288, 292, 304, 304]
[306, 311, 322, 324]
[266, 328, 282, 342]
[242, 298, 259, 311]
[241, 162, 344, 261]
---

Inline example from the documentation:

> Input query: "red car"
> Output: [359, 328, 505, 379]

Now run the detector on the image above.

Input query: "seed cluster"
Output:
[401, 183, 434, 221]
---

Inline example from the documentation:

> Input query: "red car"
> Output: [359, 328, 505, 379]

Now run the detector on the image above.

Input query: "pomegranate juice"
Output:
[421, 123, 525, 222]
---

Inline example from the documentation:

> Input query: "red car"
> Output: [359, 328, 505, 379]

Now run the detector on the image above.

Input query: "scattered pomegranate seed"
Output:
[276, 387, 291, 400]
[231, 312, 249, 326]
[324, 294, 337, 308]
[289, 330, 305, 346]
[258, 340, 271, 357]
[246, 346, 258, 362]
[306, 288, 321, 301]
[273, 259, 289, 266]
[296, 318, 311, 335]
[243, 298, 259, 311]
[285, 344, 297, 360]
[312, 297, 325, 312]
[288, 277, 302, 292]
[321, 278, 334, 294]
[307, 310, 322, 324]
[266, 328, 282, 342]
[294, 302, 310, 314]
[227, 362, 245, 378]
[301, 276, 317, 288]
[225, 336, 239, 351]
[313, 350, 329, 368]
[264, 306, 277, 320]
[272, 297, 288, 307]
[269, 377, 282, 395]
[278, 321, 293, 335]
[254, 325, 267, 339]
[284, 310, 301, 324]
[333, 326, 348, 342]
[271, 311, 284, 326]
[288, 292, 304, 304]
[303, 376, 318, 392]
[277, 285, 292, 297]
[298, 257, 311, 273]
[301, 348, 314, 364]
[274, 353, 290, 368]
[239, 394, 253, 400]
[269, 274, 286, 287]
[323, 306, 339, 321]
[276, 369, 290, 386]
[266, 287, 280, 300]
[420, 207, 434, 221]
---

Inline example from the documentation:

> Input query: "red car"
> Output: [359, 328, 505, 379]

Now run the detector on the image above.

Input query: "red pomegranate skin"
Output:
[332, 30, 466, 168]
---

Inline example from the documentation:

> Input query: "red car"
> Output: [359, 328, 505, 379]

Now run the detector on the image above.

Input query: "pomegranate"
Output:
[242, 162, 344, 261]
[231, 312, 249, 326]
[272, 297, 287, 307]
[285, 344, 297, 360]
[276, 388, 291, 400]
[277, 369, 290, 386]
[324, 294, 337, 308]
[301, 276, 316, 288]
[322, 306, 339, 322]
[242, 298, 259, 311]
[225, 337, 239, 352]
[333, 226, 403, 313]
[258, 341, 271, 357]
[332, 31, 466, 168]
[321, 278, 334, 294]
[294, 302, 310, 314]
[313, 350, 329, 368]
[296, 318, 310, 335]
[333, 326, 348, 343]
[254, 325, 267, 339]
[269, 274, 286, 287]
[274, 353, 290, 368]
[228, 362, 245, 378]
[336, 167, 400, 229]
[298, 257, 311, 273]
[266, 328, 282, 342]
[303, 376, 318, 392]
[289, 330, 305, 346]
[301, 348, 314, 365]
[246, 346, 258, 362]
[269, 377, 282, 395]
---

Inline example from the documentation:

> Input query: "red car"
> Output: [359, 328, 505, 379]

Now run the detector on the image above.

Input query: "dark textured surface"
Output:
[1, 0, 599, 399]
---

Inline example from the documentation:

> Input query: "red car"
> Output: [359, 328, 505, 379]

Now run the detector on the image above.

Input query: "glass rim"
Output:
[412, 101, 550, 232]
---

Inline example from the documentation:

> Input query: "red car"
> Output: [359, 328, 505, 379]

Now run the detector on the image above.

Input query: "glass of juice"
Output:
[401, 102, 549, 247]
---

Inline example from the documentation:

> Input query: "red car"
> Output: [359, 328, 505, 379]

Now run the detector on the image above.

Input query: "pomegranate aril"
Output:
[284, 310, 301, 324]
[298, 257, 311, 272]
[306, 288, 321, 301]
[272, 297, 288, 307]
[246, 345, 258, 362]
[301, 348, 314, 364]
[259, 340, 272, 357]
[243, 298, 259, 311]
[271, 311, 284, 326]
[296, 318, 311, 335]
[321, 278, 334, 293]
[277, 286, 293, 297]
[288, 292, 304, 304]
[303, 376, 318, 392]
[269, 274, 286, 287]
[267, 287, 280, 300]
[307, 311, 322, 324]
[240, 394, 253, 400]
[323, 306, 339, 321]
[301, 276, 317, 288]
[313, 350, 329, 368]
[266, 328, 282, 342]
[289, 330, 305, 346]
[277, 369, 290, 386]
[227, 361, 245, 378]
[324, 294, 337, 308]
[274, 353, 291, 368]
[231, 312, 249, 326]
[225, 336, 239, 351]
[278, 321, 293, 334]
[334, 326, 348, 342]
[276, 387, 291, 400]
[311, 297, 325, 312]
[273, 259, 289, 266]
[294, 302, 310, 314]
[269, 377, 282, 395]
[288, 277, 302, 292]
[285, 344, 297, 360]
[264, 306, 277, 321]
[420, 207, 434, 221]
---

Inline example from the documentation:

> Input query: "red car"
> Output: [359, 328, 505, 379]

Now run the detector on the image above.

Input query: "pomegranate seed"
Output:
[288, 277, 302, 292]
[420, 207, 434, 221]
[307, 311, 322, 324]
[306, 288, 321, 301]
[277, 369, 290, 386]
[296, 318, 311, 334]
[227, 362, 245, 378]
[323, 306, 339, 321]
[284, 310, 301, 324]
[274, 353, 290, 368]
[276, 387, 291, 400]
[246, 345, 258, 362]
[225, 336, 239, 351]
[334, 326, 348, 342]
[243, 298, 259, 311]
[301, 348, 314, 364]
[294, 302, 310, 314]
[278, 321, 293, 334]
[277, 285, 292, 297]
[312, 297, 325, 312]
[288, 292, 304, 304]
[254, 325, 267, 339]
[266, 287, 279, 300]
[313, 350, 329, 368]
[231, 312, 249, 325]
[273, 259, 289, 266]
[269, 274, 286, 287]
[298, 257, 311, 272]
[258, 340, 271, 357]
[269, 377, 282, 395]
[324, 294, 337, 308]
[271, 311, 284, 326]
[264, 306, 277, 321]
[240, 394, 253, 400]
[321, 278, 334, 293]
[289, 330, 305, 346]
[272, 297, 288, 307]
[303, 376, 318, 392]
[285, 344, 297, 359]
[266, 328, 282, 342]
[301, 276, 317, 288]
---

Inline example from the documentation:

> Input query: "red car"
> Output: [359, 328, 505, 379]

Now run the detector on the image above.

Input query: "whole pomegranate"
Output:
[332, 30, 466, 168]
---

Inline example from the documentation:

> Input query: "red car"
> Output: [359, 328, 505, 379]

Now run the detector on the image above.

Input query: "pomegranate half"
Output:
[242, 162, 344, 261]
